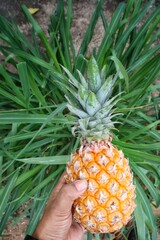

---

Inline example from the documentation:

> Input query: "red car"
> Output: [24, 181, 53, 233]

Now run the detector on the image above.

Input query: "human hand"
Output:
[32, 172, 87, 240]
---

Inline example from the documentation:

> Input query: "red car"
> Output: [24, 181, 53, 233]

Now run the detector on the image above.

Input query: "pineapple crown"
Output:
[63, 56, 120, 141]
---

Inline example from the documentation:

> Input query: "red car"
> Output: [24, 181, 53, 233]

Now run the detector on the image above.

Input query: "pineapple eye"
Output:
[128, 185, 136, 199]
[117, 187, 128, 201]
[97, 170, 110, 185]
[82, 215, 97, 229]
[93, 208, 107, 222]
[114, 156, 124, 167]
[110, 222, 123, 232]
[97, 153, 109, 166]
[116, 171, 126, 181]
[75, 203, 86, 216]
[73, 160, 81, 172]
[98, 223, 110, 233]
[84, 196, 98, 211]
[108, 211, 123, 224]
[86, 162, 100, 174]
[82, 152, 94, 163]
[121, 199, 132, 214]
[106, 197, 119, 212]
[95, 189, 109, 204]
[106, 162, 117, 174]
[107, 179, 119, 194]
[88, 179, 99, 192]
[66, 166, 71, 175]
[78, 169, 89, 179]
[105, 148, 114, 158]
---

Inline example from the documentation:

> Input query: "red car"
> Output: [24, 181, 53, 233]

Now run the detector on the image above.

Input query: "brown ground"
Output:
[0, 0, 160, 239]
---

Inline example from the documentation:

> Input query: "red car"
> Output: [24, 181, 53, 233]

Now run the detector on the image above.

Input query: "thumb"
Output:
[54, 180, 87, 212]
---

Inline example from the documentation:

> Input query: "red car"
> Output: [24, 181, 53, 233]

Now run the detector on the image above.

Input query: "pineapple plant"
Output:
[64, 57, 136, 233]
[0, 0, 160, 239]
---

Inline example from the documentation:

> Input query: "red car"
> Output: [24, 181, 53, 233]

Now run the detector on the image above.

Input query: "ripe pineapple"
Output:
[65, 57, 136, 233]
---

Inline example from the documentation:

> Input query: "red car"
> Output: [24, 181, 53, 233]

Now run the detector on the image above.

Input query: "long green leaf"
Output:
[0, 170, 19, 219]
[135, 179, 157, 232]
[134, 198, 146, 240]
[17, 62, 30, 108]
[17, 155, 69, 165]
[131, 163, 160, 206]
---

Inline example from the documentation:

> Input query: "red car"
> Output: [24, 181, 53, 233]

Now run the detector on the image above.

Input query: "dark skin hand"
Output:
[32, 172, 87, 240]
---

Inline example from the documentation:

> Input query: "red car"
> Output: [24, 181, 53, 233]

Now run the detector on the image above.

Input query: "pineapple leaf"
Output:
[61, 66, 79, 88]
[78, 118, 90, 132]
[96, 73, 119, 104]
[67, 104, 89, 118]
[77, 69, 88, 89]
[100, 64, 109, 83]
[131, 163, 160, 207]
[0, 170, 19, 218]
[110, 51, 129, 91]
[135, 179, 157, 234]
[87, 56, 101, 92]
[95, 101, 117, 118]
[17, 62, 31, 109]
[85, 91, 101, 116]
[134, 197, 146, 240]
[96, 75, 113, 104]
[78, 84, 89, 109]
[17, 155, 69, 165]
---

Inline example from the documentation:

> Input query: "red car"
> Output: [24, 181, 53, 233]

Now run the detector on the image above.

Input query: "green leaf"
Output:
[0, 65, 24, 101]
[134, 198, 146, 240]
[15, 165, 42, 187]
[111, 51, 129, 91]
[86, 91, 101, 116]
[135, 179, 157, 231]
[95, 234, 101, 240]
[0, 170, 19, 219]
[17, 62, 30, 108]
[121, 120, 160, 141]
[78, 84, 89, 109]
[87, 232, 92, 240]
[131, 163, 160, 207]
[123, 148, 160, 164]
[97, 2, 126, 67]
[61, 66, 79, 88]
[87, 56, 101, 92]
[0, 113, 67, 124]
[17, 155, 69, 165]
[77, 69, 88, 89]
[68, 104, 89, 118]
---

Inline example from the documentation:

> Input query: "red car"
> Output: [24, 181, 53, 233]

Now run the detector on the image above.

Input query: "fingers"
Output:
[53, 180, 87, 213]
[33, 179, 87, 240]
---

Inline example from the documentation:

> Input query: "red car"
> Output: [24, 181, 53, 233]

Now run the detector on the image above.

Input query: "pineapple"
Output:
[65, 57, 136, 233]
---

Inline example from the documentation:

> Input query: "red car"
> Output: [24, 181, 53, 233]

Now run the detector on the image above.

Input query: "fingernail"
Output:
[74, 180, 87, 192]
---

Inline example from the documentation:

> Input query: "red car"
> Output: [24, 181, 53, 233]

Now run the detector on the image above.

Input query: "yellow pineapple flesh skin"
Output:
[66, 140, 136, 233]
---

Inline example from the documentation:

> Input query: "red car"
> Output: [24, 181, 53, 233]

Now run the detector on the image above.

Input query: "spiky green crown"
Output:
[63, 57, 119, 141]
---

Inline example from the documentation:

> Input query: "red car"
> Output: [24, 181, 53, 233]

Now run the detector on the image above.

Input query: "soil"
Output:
[0, 0, 160, 239]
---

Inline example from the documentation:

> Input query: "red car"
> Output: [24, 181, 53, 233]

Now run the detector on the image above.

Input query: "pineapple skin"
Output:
[66, 140, 136, 233]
